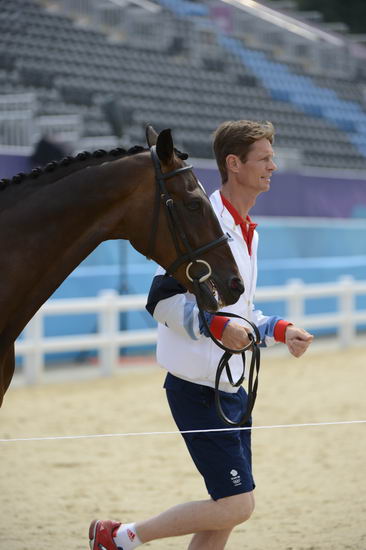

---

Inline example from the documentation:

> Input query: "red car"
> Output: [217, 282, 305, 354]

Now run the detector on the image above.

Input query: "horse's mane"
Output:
[0, 145, 189, 192]
[0, 145, 147, 192]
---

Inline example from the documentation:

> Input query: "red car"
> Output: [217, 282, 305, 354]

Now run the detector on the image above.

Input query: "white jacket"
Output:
[146, 189, 283, 392]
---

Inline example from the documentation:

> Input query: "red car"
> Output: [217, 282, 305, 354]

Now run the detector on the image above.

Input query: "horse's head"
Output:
[138, 125, 243, 312]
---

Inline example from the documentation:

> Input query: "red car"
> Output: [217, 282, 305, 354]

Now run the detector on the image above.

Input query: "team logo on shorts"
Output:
[230, 469, 242, 486]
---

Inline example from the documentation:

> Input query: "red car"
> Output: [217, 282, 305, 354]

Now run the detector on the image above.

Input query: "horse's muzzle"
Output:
[224, 276, 244, 305]
[229, 276, 244, 294]
[194, 275, 244, 312]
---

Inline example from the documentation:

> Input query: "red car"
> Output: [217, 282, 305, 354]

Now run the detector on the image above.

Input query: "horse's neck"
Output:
[0, 158, 139, 346]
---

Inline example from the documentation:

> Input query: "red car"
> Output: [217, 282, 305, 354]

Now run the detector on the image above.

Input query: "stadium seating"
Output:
[1, 0, 366, 169]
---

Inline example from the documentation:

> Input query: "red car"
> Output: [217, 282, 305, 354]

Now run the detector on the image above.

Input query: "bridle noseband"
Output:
[147, 145, 261, 427]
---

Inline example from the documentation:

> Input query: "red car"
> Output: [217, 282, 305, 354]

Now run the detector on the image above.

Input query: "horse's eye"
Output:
[186, 200, 201, 212]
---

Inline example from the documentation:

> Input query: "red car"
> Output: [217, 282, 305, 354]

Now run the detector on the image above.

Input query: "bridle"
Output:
[146, 145, 228, 280]
[147, 145, 261, 427]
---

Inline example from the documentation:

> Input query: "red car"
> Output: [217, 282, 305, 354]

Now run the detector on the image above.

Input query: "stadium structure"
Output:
[1, 0, 366, 171]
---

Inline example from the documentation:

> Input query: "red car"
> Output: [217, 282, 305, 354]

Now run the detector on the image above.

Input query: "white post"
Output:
[98, 289, 120, 376]
[287, 278, 305, 323]
[338, 275, 355, 348]
[23, 312, 44, 385]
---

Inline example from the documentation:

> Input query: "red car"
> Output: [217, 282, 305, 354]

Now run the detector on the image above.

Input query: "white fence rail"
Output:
[15, 276, 366, 385]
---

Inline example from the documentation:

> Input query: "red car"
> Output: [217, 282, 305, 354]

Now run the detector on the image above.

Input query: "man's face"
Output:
[230, 137, 277, 194]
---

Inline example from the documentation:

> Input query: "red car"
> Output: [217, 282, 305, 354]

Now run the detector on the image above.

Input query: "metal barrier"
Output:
[0, 93, 37, 147]
[36, 114, 82, 144]
[0, 94, 82, 147]
[15, 276, 366, 384]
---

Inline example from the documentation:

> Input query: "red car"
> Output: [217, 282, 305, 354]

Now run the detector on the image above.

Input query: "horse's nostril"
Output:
[229, 277, 244, 294]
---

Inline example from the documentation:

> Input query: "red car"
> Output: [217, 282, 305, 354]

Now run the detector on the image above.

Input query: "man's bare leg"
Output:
[188, 528, 233, 550]
[135, 492, 254, 544]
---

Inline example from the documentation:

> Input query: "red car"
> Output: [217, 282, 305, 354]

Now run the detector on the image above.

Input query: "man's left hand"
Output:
[285, 325, 313, 358]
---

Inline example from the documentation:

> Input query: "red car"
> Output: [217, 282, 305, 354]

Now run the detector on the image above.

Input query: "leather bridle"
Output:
[146, 145, 228, 280]
[147, 145, 261, 427]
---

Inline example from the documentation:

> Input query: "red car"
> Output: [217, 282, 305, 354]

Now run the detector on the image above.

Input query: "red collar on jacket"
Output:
[220, 192, 257, 256]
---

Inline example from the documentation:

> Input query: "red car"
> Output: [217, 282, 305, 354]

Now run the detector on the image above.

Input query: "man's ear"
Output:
[226, 154, 240, 173]
[156, 128, 174, 164]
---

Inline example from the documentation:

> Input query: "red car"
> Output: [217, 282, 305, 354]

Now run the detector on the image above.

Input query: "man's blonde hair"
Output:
[213, 120, 275, 183]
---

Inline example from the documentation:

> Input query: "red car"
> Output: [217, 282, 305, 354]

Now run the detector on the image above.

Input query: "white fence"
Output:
[15, 276, 366, 385]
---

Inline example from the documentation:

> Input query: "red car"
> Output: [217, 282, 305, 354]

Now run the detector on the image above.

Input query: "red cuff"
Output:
[273, 320, 292, 343]
[210, 316, 230, 340]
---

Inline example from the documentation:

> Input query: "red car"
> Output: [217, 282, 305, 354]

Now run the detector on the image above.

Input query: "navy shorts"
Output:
[164, 372, 255, 501]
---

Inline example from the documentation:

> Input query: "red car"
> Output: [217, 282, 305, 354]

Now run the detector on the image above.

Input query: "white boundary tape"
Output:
[1, 419, 365, 444]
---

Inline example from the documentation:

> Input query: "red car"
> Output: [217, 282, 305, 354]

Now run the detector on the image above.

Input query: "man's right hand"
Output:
[221, 322, 252, 350]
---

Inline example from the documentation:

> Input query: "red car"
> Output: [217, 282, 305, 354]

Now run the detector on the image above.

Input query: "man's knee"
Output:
[217, 492, 255, 528]
[232, 493, 255, 525]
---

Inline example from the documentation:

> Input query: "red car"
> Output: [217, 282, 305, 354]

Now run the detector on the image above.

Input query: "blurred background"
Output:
[1, 0, 366, 377]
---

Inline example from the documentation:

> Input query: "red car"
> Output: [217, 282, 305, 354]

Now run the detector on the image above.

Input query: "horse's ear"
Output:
[146, 124, 158, 147]
[156, 128, 174, 164]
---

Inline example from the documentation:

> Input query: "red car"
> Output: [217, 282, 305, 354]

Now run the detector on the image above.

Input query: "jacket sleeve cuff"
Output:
[210, 316, 230, 340]
[273, 320, 292, 343]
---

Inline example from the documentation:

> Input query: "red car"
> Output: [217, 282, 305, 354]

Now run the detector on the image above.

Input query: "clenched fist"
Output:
[285, 325, 313, 358]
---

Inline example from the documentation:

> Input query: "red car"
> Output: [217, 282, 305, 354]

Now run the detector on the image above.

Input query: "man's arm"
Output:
[146, 269, 233, 341]
[146, 272, 200, 340]
[251, 307, 313, 356]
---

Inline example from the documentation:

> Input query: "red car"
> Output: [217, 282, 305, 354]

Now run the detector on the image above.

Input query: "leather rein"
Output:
[193, 278, 261, 427]
[147, 146, 261, 427]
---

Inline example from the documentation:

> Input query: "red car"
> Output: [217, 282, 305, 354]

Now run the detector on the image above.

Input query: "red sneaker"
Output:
[89, 519, 121, 550]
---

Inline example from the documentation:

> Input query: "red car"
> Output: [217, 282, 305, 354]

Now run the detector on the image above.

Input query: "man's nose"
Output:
[270, 159, 277, 171]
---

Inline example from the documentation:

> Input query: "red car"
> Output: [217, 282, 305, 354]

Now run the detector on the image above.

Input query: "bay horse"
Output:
[0, 125, 243, 406]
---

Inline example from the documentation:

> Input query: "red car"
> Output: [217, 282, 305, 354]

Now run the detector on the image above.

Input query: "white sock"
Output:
[113, 523, 142, 550]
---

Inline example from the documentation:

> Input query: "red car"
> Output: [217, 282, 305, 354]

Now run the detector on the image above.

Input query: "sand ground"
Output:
[1, 346, 366, 550]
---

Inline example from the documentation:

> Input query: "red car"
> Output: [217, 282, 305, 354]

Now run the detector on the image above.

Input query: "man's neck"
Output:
[220, 183, 256, 219]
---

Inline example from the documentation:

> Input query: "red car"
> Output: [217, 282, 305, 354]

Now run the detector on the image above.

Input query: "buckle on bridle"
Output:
[186, 259, 212, 283]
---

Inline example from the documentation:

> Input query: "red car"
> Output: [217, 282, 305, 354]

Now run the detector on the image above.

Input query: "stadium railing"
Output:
[14, 276, 366, 386]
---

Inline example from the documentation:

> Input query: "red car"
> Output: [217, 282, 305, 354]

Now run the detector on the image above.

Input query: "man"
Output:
[89, 120, 313, 550]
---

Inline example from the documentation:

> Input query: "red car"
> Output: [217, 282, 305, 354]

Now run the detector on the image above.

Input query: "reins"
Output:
[193, 278, 261, 427]
[148, 145, 261, 427]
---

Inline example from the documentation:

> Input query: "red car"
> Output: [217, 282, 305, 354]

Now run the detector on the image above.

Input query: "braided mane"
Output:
[0, 145, 147, 191]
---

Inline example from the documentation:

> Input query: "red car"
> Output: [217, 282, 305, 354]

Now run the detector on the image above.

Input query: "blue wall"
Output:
[27, 215, 366, 361]
[3, 153, 366, 219]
